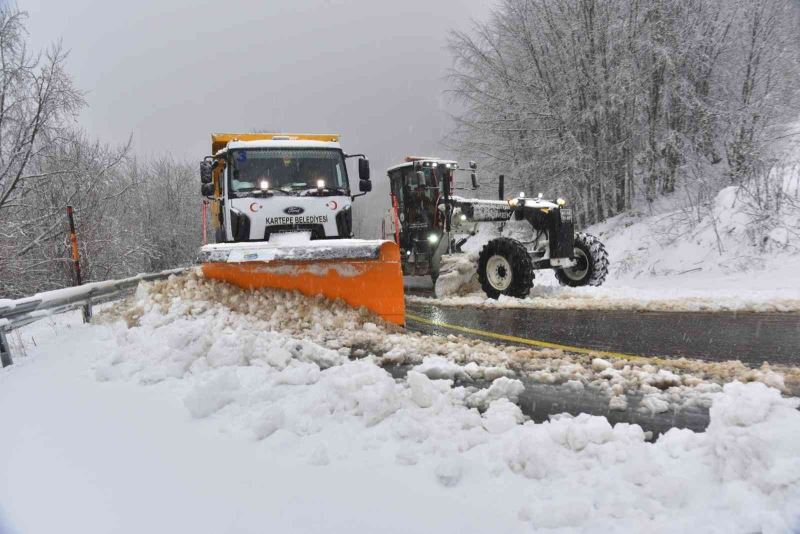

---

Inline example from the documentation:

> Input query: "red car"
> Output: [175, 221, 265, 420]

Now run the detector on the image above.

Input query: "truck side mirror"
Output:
[359, 179, 372, 193]
[471, 172, 479, 189]
[358, 158, 370, 181]
[201, 183, 215, 197]
[200, 160, 213, 184]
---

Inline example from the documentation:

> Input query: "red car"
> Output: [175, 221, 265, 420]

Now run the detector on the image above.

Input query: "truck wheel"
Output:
[554, 233, 608, 287]
[478, 238, 534, 299]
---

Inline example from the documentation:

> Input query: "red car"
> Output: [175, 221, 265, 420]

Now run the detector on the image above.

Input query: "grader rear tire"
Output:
[477, 238, 534, 299]
[554, 232, 609, 287]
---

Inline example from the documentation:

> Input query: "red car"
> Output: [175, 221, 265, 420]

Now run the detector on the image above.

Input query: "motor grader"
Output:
[384, 157, 608, 298]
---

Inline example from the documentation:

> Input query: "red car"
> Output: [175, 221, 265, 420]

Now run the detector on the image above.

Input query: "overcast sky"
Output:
[19, 0, 491, 233]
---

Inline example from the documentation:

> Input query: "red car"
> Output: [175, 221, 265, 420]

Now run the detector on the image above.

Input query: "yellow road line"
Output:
[406, 311, 656, 363]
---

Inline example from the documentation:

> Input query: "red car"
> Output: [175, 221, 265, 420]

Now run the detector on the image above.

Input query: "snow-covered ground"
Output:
[422, 178, 800, 311]
[2, 274, 799, 533]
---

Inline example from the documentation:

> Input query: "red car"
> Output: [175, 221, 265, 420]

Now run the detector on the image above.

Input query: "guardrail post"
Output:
[0, 330, 12, 367]
[82, 298, 93, 323]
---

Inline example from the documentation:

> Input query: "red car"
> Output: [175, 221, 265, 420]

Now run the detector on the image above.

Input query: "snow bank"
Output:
[86, 278, 800, 532]
[4, 275, 799, 532]
[434, 252, 479, 298]
[417, 176, 800, 311]
[100, 271, 797, 401]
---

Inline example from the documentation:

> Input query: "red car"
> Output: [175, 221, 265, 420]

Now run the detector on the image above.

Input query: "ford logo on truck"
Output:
[283, 206, 305, 215]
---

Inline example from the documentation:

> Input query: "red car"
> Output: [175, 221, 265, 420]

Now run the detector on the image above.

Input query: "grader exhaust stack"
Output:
[199, 133, 404, 326]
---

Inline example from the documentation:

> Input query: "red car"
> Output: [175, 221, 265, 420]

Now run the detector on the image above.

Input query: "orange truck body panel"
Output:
[211, 133, 340, 155]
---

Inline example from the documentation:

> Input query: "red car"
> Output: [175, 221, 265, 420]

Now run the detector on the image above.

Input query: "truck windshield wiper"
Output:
[299, 187, 349, 196]
[233, 188, 293, 198]
[263, 188, 293, 196]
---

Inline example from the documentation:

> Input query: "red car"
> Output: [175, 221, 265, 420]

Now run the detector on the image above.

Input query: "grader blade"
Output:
[199, 239, 405, 326]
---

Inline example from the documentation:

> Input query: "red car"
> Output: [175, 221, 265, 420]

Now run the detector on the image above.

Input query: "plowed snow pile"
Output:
[25, 273, 789, 532]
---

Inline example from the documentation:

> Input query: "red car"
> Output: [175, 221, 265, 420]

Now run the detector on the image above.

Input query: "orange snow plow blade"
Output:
[199, 240, 405, 326]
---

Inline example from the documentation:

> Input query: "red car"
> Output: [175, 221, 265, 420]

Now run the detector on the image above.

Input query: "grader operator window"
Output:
[229, 148, 349, 196]
[400, 166, 441, 231]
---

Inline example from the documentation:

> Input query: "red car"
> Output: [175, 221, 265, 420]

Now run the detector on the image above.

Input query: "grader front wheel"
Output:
[477, 238, 534, 299]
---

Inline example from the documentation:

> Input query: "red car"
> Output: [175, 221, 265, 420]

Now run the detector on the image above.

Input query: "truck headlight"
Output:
[557, 198, 566, 206]
[428, 234, 439, 244]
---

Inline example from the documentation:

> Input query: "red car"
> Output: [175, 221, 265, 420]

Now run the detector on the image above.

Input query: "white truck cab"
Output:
[201, 133, 372, 243]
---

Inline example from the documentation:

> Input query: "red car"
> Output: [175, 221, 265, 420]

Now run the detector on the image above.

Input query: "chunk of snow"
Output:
[407, 371, 447, 408]
[592, 358, 612, 372]
[639, 394, 670, 414]
[482, 399, 524, 434]
[412, 356, 467, 380]
[434, 253, 479, 298]
[466, 377, 525, 409]
[647, 369, 682, 390]
[609, 395, 628, 411]
[183, 369, 240, 418]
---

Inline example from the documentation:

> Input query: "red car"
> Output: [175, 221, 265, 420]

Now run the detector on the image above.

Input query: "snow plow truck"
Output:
[384, 157, 608, 298]
[198, 133, 404, 325]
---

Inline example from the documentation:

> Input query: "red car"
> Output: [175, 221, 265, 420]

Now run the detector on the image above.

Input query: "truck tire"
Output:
[477, 237, 534, 299]
[554, 233, 608, 287]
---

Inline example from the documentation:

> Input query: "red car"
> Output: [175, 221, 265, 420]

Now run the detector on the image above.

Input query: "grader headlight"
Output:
[508, 193, 525, 208]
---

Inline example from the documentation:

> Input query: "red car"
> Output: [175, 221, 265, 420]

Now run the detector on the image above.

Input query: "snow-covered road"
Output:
[2, 275, 799, 533]
[0, 314, 523, 534]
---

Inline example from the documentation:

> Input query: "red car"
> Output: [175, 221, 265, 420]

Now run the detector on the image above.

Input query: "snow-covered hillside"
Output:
[2, 274, 799, 533]
[422, 172, 800, 312]
[591, 177, 800, 290]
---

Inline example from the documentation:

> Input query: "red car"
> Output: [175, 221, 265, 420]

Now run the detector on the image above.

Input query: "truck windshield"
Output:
[229, 148, 349, 196]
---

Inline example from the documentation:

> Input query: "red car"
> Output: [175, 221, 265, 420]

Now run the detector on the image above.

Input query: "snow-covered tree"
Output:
[448, 0, 800, 226]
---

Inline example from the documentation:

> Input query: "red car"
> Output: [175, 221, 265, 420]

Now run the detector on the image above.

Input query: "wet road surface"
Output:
[383, 364, 710, 437]
[406, 301, 800, 366]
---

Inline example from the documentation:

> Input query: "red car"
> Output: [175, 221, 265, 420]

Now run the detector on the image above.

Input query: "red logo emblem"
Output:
[249, 203, 261, 212]
[326, 200, 338, 210]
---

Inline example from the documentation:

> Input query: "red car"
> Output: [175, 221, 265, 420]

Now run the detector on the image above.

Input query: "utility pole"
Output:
[66, 206, 91, 323]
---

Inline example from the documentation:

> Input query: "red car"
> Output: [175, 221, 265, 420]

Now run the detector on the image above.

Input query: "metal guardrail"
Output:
[0, 268, 188, 367]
